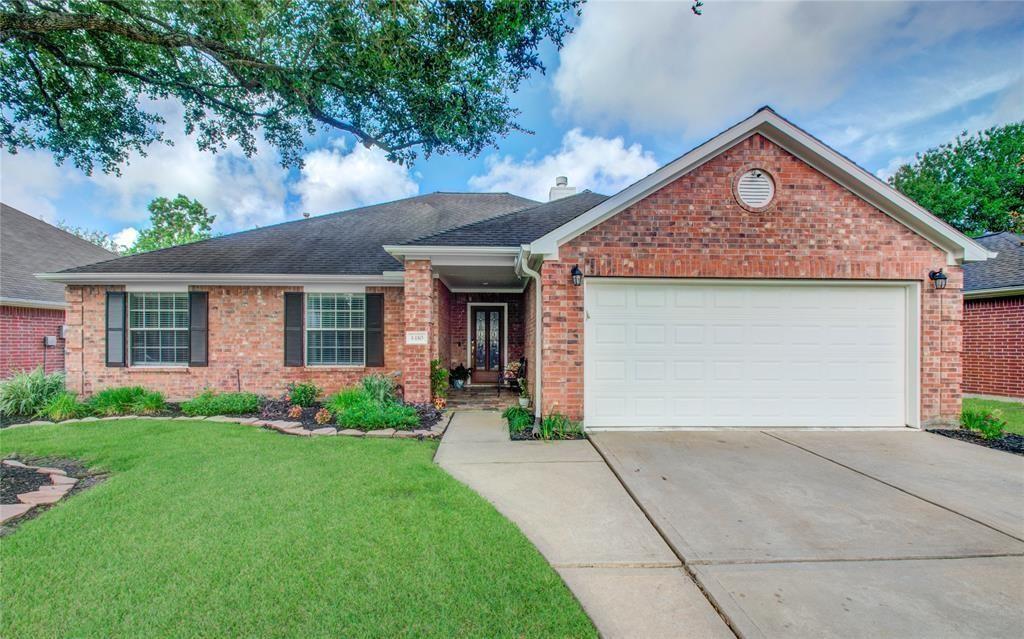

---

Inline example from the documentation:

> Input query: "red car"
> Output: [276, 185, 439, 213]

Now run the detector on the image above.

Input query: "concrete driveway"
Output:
[591, 430, 1024, 639]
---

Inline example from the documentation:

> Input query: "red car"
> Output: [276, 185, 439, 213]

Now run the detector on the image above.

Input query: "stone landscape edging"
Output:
[4, 413, 451, 440]
[0, 459, 78, 525]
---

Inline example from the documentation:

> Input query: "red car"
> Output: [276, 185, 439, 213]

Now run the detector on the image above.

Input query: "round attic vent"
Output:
[736, 169, 775, 209]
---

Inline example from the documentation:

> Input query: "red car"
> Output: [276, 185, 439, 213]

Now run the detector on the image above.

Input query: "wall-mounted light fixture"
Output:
[928, 269, 948, 290]
[570, 265, 583, 287]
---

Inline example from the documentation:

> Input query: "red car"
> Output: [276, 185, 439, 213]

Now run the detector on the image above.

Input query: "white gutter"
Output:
[964, 286, 1024, 300]
[36, 272, 404, 286]
[515, 247, 543, 422]
[0, 296, 68, 310]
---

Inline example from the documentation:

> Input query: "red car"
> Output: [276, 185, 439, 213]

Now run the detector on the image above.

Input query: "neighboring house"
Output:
[41, 108, 992, 429]
[962, 232, 1024, 399]
[1, 203, 116, 377]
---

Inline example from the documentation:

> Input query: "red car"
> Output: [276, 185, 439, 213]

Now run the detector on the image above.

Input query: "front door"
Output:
[470, 306, 504, 385]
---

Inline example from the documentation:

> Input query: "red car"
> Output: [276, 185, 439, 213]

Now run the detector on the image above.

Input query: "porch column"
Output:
[402, 259, 434, 403]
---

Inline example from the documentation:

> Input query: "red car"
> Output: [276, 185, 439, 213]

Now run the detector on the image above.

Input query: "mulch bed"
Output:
[510, 429, 586, 441]
[0, 465, 51, 504]
[928, 429, 1024, 456]
[1, 456, 107, 535]
[260, 399, 323, 428]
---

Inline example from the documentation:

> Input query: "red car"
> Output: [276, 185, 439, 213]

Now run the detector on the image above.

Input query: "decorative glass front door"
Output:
[470, 306, 503, 384]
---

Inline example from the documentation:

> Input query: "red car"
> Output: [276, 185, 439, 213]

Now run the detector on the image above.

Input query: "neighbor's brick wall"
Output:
[446, 292, 526, 369]
[64, 285, 404, 401]
[540, 133, 962, 425]
[962, 296, 1023, 398]
[402, 260, 433, 403]
[1, 305, 66, 377]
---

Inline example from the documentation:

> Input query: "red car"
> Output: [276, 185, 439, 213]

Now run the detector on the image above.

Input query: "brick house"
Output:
[961, 232, 1023, 400]
[1, 204, 115, 377]
[41, 109, 993, 429]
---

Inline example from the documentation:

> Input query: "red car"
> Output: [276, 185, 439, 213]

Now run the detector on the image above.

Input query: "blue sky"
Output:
[2, 0, 1022, 249]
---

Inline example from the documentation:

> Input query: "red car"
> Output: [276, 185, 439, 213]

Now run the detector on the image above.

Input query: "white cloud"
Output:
[294, 141, 419, 215]
[554, 1, 1022, 136]
[468, 128, 658, 201]
[0, 149, 78, 221]
[112, 227, 140, 251]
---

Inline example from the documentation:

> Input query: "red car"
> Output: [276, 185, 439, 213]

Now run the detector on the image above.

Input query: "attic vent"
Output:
[736, 169, 775, 209]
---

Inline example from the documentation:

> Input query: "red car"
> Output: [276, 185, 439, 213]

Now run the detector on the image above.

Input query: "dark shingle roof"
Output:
[405, 191, 609, 247]
[1, 203, 116, 304]
[58, 193, 536, 275]
[964, 232, 1024, 292]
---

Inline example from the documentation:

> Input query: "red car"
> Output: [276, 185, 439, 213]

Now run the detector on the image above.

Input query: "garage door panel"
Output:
[585, 281, 909, 428]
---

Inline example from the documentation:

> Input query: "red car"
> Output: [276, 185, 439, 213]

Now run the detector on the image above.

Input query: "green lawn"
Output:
[1, 420, 595, 638]
[963, 398, 1024, 436]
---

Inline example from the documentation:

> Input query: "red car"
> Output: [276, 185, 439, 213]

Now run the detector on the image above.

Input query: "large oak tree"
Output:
[0, 0, 580, 174]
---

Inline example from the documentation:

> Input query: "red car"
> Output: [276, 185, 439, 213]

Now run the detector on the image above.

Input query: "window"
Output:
[306, 293, 366, 366]
[128, 292, 189, 366]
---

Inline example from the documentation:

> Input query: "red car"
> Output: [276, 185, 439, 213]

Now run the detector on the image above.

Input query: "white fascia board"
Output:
[35, 272, 403, 287]
[382, 245, 519, 267]
[964, 286, 1024, 300]
[528, 109, 993, 265]
[0, 296, 68, 310]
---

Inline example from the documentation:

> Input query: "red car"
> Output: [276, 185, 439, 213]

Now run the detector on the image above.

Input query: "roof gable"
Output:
[528, 108, 993, 265]
[964, 232, 1024, 294]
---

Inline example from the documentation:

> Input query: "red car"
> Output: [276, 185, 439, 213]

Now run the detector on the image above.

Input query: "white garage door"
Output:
[584, 281, 911, 428]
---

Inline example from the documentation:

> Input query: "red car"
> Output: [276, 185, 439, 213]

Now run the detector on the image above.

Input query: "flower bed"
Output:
[1, 456, 103, 530]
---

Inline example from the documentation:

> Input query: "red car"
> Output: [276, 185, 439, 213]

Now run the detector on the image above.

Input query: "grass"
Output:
[1, 420, 595, 638]
[963, 398, 1024, 436]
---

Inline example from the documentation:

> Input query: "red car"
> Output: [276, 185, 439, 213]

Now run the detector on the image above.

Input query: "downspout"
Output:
[515, 248, 543, 422]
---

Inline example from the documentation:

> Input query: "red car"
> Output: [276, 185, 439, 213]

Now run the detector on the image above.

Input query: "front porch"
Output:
[446, 386, 520, 411]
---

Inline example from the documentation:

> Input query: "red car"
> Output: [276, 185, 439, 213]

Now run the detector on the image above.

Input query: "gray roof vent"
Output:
[549, 176, 577, 202]
[736, 169, 775, 209]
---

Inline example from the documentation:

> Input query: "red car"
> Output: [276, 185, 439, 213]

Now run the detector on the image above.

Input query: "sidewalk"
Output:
[435, 411, 733, 639]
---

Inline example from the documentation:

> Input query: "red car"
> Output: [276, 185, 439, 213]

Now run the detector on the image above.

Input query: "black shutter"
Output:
[284, 292, 304, 367]
[105, 291, 126, 367]
[365, 293, 384, 367]
[189, 292, 208, 366]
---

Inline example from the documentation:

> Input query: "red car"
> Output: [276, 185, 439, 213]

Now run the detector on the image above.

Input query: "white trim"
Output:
[447, 286, 526, 294]
[964, 286, 1024, 300]
[581, 277, 922, 431]
[465, 302, 509, 386]
[528, 109, 994, 265]
[125, 283, 188, 292]
[36, 272, 403, 286]
[0, 297, 68, 310]
[383, 245, 520, 268]
[302, 283, 366, 293]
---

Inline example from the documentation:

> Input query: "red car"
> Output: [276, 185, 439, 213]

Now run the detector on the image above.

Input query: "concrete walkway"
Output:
[436, 411, 733, 639]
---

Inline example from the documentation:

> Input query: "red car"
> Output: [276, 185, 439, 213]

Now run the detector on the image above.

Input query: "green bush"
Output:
[0, 367, 65, 417]
[181, 390, 261, 416]
[39, 391, 90, 421]
[538, 413, 583, 440]
[360, 373, 398, 404]
[325, 386, 418, 431]
[88, 386, 166, 416]
[430, 359, 449, 399]
[502, 406, 534, 434]
[961, 408, 1006, 441]
[286, 382, 321, 407]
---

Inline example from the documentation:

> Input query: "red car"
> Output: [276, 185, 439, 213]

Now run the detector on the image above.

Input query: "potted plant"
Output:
[517, 377, 530, 408]
[450, 364, 470, 390]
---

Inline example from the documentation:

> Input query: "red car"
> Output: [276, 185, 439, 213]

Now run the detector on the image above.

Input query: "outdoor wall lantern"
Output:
[570, 265, 584, 287]
[928, 269, 948, 290]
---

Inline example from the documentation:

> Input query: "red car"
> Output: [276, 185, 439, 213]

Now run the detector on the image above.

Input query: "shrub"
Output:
[360, 373, 397, 404]
[39, 391, 90, 421]
[539, 413, 583, 440]
[961, 408, 1006, 441]
[325, 386, 418, 430]
[88, 386, 166, 416]
[180, 390, 261, 416]
[314, 408, 333, 425]
[287, 404, 304, 419]
[0, 367, 65, 417]
[502, 406, 534, 434]
[286, 381, 321, 407]
[430, 359, 449, 399]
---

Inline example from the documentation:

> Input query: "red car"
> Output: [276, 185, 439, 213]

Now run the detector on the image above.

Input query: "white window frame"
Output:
[127, 291, 190, 367]
[305, 292, 367, 367]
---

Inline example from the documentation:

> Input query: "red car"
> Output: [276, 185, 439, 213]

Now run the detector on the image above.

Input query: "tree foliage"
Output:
[0, 0, 581, 174]
[129, 194, 213, 253]
[888, 123, 1024, 236]
[57, 219, 120, 253]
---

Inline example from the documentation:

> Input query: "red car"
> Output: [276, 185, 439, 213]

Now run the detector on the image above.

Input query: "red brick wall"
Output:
[963, 296, 1023, 398]
[65, 285, 404, 401]
[446, 292, 526, 369]
[0, 305, 66, 377]
[433, 280, 452, 368]
[523, 280, 537, 401]
[402, 260, 433, 403]
[540, 134, 962, 425]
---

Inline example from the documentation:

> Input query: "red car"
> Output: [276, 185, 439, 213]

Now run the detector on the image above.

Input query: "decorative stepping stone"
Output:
[2, 459, 28, 468]
[338, 429, 364, 437]
[17, 490, 65, 505]
[394, 430, 418, 439]
[365, 428, 396, 438]
[0, 503, 33, 524]
[35, 466, 67, 475]
[281, 427, 312, 437]
[311, 427, 337, 436]
[49, 474, 78, 486]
